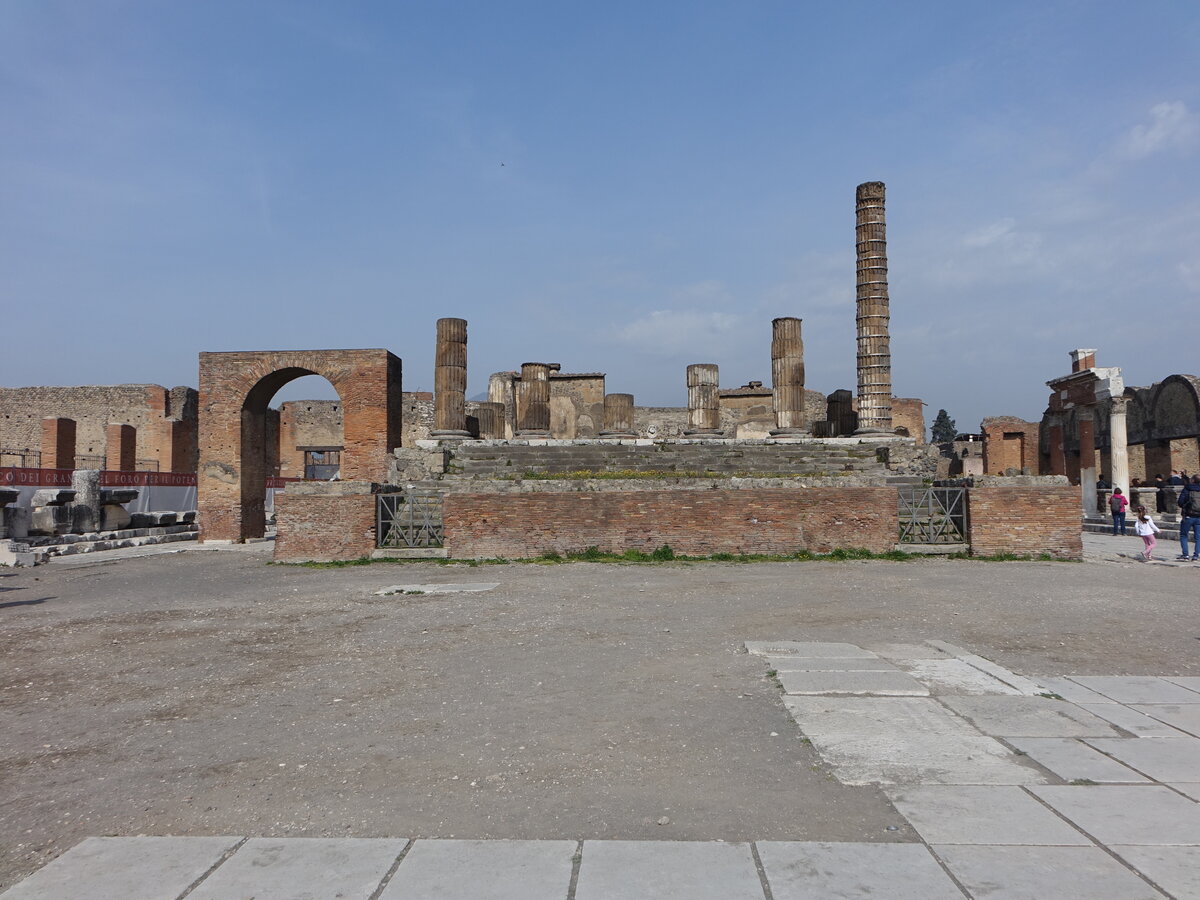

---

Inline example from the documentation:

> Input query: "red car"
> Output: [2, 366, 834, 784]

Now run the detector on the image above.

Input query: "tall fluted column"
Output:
[684, 364, 724, 436]
[475, 402, 505, 440]
[516, 363, 552, 437]
[770, 317, 807, 437]
[855, 181, 893, 433]
[1110, 396, 1130, 501]
[600, 393, 636, 438]
[432, 317, 471, 439]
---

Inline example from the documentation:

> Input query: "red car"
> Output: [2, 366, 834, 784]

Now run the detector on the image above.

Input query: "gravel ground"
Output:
[1, 543, 1197, 889]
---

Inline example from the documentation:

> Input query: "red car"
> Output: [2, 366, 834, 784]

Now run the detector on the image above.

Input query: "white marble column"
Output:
[1109, 396, 1130, 502]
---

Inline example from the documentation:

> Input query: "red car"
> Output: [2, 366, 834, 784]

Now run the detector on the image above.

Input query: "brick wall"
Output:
[891, 398, 926, 444]
[966, 485, 1082, 559]
[443, 487, 898, 558]
[274, 492, 377, 562]
[982, 417, 1040, 475]
[0, 384, 198, 471]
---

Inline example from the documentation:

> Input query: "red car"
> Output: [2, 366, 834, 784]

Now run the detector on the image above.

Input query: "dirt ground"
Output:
[1, 545, 1197, 889]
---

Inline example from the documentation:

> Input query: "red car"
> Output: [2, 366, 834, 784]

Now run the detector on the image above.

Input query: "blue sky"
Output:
[3, 1, 1198, 432]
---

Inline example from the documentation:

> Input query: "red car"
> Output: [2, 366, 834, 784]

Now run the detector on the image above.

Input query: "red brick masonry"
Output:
[274, 493, 376, 562]
[443, 487, 898, 559]
[966, 485, 1082, 560]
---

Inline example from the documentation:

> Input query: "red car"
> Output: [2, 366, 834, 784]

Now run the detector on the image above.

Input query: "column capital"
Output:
[1109, 396, 1129, 415]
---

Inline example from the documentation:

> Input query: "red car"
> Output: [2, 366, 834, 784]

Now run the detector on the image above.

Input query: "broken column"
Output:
[105, 424, 136, 471]
[70, 468, 100, 533]
[40, 417, 76, 470]
[475, 402, 505, 440]
[855, 181, 893, 433]
[516, 363, 552, 437]
[684, 364, 724, 436]
[1077, 406, 1098, 516]
[769, 317, 807, 437]
[431, 317, 471, 439]
[600, 393, 636, 439]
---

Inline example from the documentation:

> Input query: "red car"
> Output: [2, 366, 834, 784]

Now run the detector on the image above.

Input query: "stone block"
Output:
[934, 845, 1162, 899]
[381, 840, 574, 900]
[778, 670, 928, 696]
[1007, 737, 1149, 783]
[886, 785, 1090, 845]
[756, 842, 964, 900]
[574, 841, 761, 900]
[1030, 784, 1200, 844]
[938, 695, 1123, 738]
[1067, 676, 1200, 704]
[1084, 736, 1200, 782]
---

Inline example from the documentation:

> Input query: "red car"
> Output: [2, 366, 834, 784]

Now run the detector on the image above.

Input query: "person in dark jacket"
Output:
[1177, 475, 1200, 560]
[1155, 474, 1168, 513]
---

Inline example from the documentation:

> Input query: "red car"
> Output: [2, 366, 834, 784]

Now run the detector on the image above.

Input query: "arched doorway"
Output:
[197, 349, 402, 542]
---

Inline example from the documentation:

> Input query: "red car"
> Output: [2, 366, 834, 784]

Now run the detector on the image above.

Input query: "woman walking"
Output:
[1134, 505, 1161, 561]
[1110, 487, 1129, 536]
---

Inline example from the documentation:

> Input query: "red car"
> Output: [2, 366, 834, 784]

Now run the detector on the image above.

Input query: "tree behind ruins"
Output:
[931, 409, 956, 443]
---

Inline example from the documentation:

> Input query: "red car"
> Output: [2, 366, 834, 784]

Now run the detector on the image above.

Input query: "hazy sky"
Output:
[4, 2, 1198, 432]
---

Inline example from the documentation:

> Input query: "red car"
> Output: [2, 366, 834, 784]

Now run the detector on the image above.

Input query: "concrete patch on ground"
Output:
[374, 582, 500, 595]
[744, 640, 877, 658]
[777, 670, 928, 697]
[894, 658, 1022, 696]
[938, 695, 1124, 738]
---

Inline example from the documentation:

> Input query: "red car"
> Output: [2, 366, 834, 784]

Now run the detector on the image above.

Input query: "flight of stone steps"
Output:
[444, 441, 889, 479]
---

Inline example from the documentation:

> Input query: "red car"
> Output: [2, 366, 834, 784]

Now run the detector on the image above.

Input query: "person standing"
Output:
[1134, 506, 1161, 561]
[1177, 475, 1200, 561]
[1109, 487, 1129, 536]
[1154, 474, 1168, 514]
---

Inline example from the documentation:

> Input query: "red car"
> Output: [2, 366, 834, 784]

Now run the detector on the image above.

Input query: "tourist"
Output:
[1097, 474, 1112, 489]
[1134, 505, 1161, 561]
[1169, 470, 1184, 486]
[1109, 487, 1128, 536]
[1154, 474, 1167, 513]
[1177, 475, 1200, 561]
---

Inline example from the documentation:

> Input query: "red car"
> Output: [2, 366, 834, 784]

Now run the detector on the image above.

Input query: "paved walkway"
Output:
[1082, 530, 1200, 567]
[5, 640, 1197, 898]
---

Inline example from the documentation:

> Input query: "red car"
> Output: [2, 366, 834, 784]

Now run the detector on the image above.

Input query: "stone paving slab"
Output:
[1084, 736, 1200, 782]
[783, 697, 982, 738]
[863, 641, 950, 660]
[1067, 676, 1200, 705]
[938, 695, 1123, 738]
[1131, 703, 1200, 737]
[1030, 785, 1200, 845]
[1078, 702, 1187, 737]
[777, 670, 928, 696]
[744, 641, 876, 658]
[574, 841, 763, 900]
[189, 837, 406, 900]
[1005, 737, 1149, 783]
[756, 841, 964, 899]
[1034, 676, 1117, 704]
[1111, 846, 1200, 899]
[893, 658, 1021, 696]
[931, 845, 1166, 899]
[0, 836, 242, 900]
[1172, 783, 1200, 801]
[1166, 676, 1200, 692]
[764, 656, 900, 673]
[886, 786, 1089, 845]
[924, 641, 1043, 694]
[380, 840, 575, 899]
[809, 733, 1042, 786]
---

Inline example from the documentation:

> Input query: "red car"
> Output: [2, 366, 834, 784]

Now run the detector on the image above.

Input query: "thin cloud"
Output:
[617, 309, 743, 357]
[1116, 101, 1199, 160]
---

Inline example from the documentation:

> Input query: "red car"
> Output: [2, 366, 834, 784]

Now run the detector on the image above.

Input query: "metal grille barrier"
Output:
[377, 490, 444, 549]
[898, 486, 966, 544]
[0, 448, 40, 467]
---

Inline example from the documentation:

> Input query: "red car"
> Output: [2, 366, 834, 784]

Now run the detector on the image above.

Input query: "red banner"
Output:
[1, 467, 198, 487]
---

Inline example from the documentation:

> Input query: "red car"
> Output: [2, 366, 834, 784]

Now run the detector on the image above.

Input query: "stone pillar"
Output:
[70, 468, 100, 534]
[1109, 396, 1130, 501]
[1046, 414, 1066, 476]
[105, 424, 137, 472]
[40, 417, 76, 470]
[432, 317, 471, 439]
[684, 364, 724, 436]
[826, 390, 857, 437]
[1078, 407, 1098, 516]
[600, 393, 636, 438]
[855, 181, 893, 433]
[769, 317, 807, 436]
[516, 363, 552, 437]
[475, 402, 505, 440]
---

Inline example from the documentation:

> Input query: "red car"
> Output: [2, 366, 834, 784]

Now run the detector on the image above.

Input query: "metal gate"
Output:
[897, 486, 966, 544]
[377, 490, 444, 549]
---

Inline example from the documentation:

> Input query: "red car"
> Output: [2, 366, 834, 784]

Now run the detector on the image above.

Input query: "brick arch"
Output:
[1148, 374, 1200, 439]
[198, 349, 402, 542]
